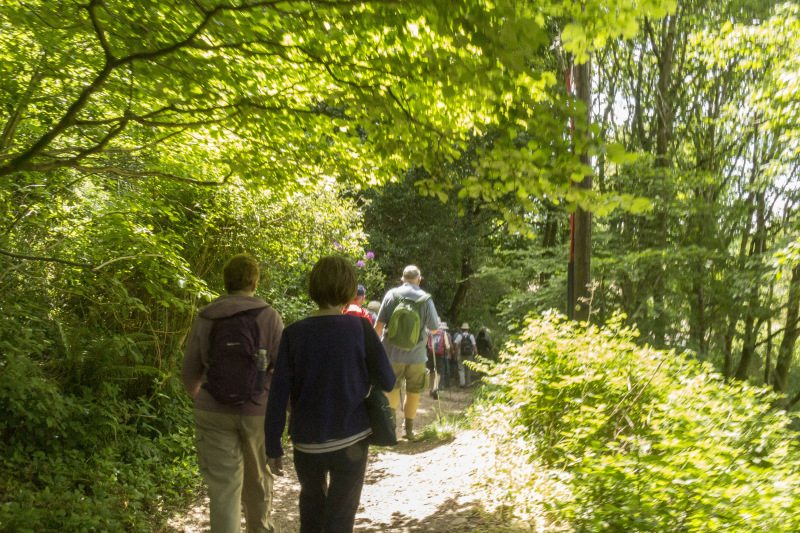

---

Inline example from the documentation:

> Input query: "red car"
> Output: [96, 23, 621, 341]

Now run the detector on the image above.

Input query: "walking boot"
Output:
[404, 418, 415, 440]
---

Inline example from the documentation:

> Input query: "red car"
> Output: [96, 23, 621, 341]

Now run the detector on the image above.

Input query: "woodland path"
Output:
[165, 385, 533, 532]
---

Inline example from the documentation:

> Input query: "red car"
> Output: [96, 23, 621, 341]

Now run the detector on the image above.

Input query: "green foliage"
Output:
[416, 414, 464, 442]
[473, 313, 800, 531]
[361, 165, 494, 317]
[586, 0, 800, 387]
[0, 0, 677, 222]
[0, 352, 198, 532]
[701, 3, 800, 154]
[478, 246, 569, 325]
[0, 173, 375, 528]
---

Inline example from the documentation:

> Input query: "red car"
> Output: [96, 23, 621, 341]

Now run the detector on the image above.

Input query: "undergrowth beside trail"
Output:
[472, 312, 800, 532]
[0, 353, 200, 532]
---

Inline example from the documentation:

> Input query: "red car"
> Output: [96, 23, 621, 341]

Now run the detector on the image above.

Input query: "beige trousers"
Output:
[193, 409, 279, 533]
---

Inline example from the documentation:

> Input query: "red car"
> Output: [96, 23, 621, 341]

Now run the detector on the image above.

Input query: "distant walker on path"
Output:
[476, 326, 493, 359]
[454, 323, 478, 387]
[343, 284, 373, 324]
[374, 265, 440, 440]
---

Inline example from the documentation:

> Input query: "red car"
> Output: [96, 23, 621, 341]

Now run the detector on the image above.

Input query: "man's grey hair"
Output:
[402, 265, 421, 281]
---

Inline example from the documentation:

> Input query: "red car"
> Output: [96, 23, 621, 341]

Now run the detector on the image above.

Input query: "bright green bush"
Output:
[0, 352, 199, 532]
[473, 312, 800, 532]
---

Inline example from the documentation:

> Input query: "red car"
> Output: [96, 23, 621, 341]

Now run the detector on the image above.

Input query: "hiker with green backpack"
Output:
[374, 265, 440, 440]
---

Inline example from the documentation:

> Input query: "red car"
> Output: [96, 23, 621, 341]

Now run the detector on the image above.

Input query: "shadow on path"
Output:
[354, 496, 530, 532]
[163, 385, 523, 533]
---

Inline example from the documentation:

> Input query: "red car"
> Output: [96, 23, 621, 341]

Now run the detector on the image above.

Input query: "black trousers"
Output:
[293, 439, 369, 533]
[436, 354, 450, 387]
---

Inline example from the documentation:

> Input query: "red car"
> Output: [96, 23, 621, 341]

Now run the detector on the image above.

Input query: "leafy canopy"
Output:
[1, 0, 674, 203]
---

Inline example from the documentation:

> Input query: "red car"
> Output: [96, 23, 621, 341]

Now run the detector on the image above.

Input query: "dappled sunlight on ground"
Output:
[166, 384, 539, 532]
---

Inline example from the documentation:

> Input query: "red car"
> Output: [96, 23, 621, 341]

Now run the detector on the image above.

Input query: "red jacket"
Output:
[343, 303, 373, 324]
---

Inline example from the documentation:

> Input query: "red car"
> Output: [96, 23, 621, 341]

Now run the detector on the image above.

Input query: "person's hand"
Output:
[267, 457, 284, 477]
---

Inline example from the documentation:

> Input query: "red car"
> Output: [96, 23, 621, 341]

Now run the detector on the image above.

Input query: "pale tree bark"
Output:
[643, 13, 678, 345]
[734, 191, 767, 380]
[722, 188, 754, 378]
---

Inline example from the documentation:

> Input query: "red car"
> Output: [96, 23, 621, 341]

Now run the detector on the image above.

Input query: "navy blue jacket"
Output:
[265, 314, 395, 458]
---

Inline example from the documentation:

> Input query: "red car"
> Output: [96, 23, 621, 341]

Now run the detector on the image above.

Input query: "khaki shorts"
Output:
[391, 363, 428, 394]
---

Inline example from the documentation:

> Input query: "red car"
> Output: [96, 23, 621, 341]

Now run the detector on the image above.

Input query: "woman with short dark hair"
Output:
[265, 256, 395, 533]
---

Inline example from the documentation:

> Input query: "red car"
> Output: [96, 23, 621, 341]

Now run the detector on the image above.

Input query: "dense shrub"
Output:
[472, 312, 800, 532]
[0, 175, 383, 530]
[0, 353, 198, 532]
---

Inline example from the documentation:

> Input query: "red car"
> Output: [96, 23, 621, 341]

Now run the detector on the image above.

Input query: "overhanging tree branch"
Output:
[0, 249, 93, 269]
[64, 164, 234, 185]
[0, 249, 166, 272]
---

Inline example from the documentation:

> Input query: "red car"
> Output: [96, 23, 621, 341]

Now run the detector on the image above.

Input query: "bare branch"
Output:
[0, 248, 94, 269]
[387, 86, 447, 139]
[65, 163, 234, 186]
[93, 254, 163, 271]
[0, 249, 170, 273]
[71, 116, 129, 162]
[0, 0, 405, 178]
[1, 54, 46, 152]
[87, 0, 115, 61]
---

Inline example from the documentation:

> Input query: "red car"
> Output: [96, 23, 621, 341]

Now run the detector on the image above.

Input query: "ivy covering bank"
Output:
[473, 313, 800, 532]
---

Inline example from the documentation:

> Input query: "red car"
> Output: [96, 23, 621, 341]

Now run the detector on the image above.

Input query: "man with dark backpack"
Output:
[374, 265, 440, 440]
[454, 323, 478, 387]
[182, 254, 283, 533]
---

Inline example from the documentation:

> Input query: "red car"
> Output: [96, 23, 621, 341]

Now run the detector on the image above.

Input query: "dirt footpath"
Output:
[166, 386, 530, 532]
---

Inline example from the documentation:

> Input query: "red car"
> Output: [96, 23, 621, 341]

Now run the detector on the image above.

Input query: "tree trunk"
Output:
[573, 58, 592, 322]
[734, 191, 766, 380]
[690, 265, 707, 354]
[774, 264, 800, 393]
[447, 251, 474, 322]
[723, 119, 761, 378]
[765, 281, 774, 385]
[540, 202, 559, 284]
[644, 14, 676, 344]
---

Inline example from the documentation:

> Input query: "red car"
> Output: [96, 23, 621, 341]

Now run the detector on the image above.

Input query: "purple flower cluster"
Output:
[330, 242, 374, 268]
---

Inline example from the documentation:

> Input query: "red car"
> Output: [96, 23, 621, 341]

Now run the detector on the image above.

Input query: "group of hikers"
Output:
[424, 319, 493, 399]
[181, 254, 491, 533]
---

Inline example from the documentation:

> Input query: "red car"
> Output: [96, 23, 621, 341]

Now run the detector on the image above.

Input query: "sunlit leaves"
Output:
[0, 0, 675, 214]
[475, 314, 800, 531]
[700, 4, 800, 157]
[554, 0, 677, 63]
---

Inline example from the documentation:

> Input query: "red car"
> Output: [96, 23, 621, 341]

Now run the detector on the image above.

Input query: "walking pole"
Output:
[457, 333, 466, 387]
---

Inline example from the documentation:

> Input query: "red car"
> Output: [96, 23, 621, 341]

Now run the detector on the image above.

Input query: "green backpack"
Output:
[386, 292, 431, 350]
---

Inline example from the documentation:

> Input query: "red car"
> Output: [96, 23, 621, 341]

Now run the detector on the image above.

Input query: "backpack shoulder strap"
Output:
[361, 317, 379, 386]
[411, 293, 430, 311]
[239, 305, 269, 348]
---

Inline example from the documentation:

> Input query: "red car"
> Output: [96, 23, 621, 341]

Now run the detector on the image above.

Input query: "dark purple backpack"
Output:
[203, 307, 267, 405]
